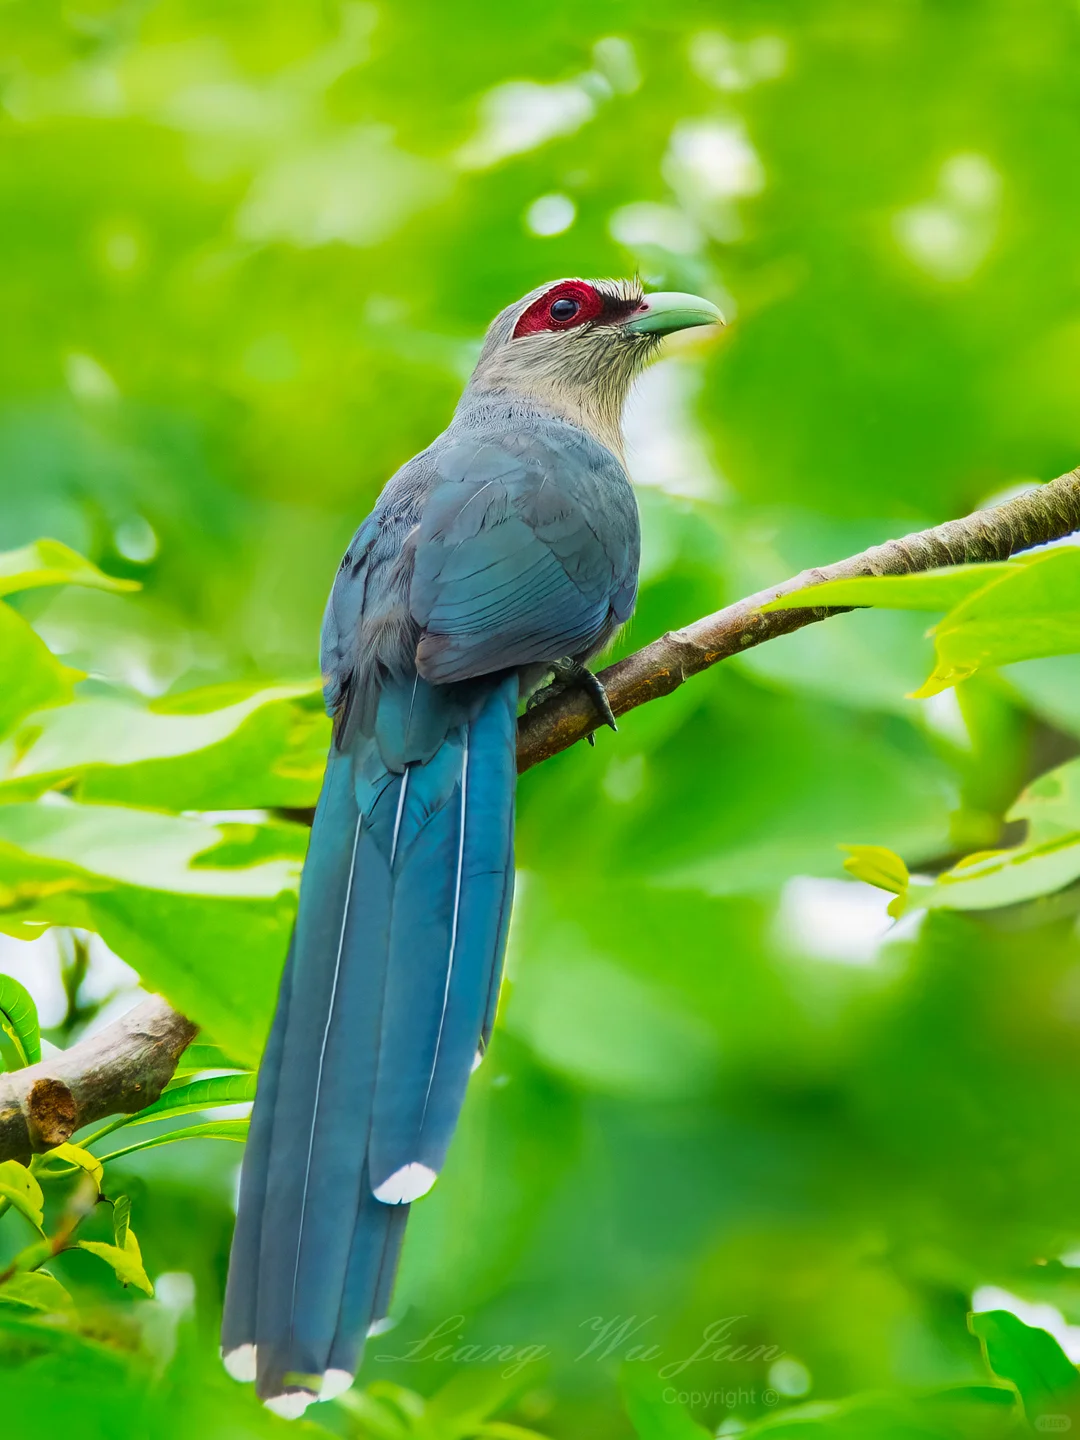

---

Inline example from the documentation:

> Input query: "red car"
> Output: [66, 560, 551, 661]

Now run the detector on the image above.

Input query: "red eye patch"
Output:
[512, 281, 603, 337]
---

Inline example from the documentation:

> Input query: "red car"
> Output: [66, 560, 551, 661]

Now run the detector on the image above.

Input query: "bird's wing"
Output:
[320, 511, 379, 721]
[409, 424, 639, 683]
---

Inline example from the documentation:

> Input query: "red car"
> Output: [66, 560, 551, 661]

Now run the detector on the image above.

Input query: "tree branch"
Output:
[0, 997, 197, 1163]
[517, 466, 1080, 770]
[3, 465, 1078, 1165]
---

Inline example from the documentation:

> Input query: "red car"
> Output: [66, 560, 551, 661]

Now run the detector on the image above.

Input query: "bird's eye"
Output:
[549, 297, 580, 322]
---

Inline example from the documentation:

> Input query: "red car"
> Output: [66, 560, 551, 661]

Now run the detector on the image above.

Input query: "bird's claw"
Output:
[572, 665, 618, 734]
[529, 658, 617, 741]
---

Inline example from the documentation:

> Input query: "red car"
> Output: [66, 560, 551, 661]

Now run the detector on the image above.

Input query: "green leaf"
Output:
[0, 602, 83, 743]
[760, 562, 1018, 614]
[424, 1368, 536, 1431]
[0, 539, 140, 597]
[839, 844, 909, 894]
[95, 1118, 250, 1164]
[905, 832, 1080, 914]
[915, 547, 1080, 696]
[1010, 756, 1080, 842]
[336, 1386, 413, 1439]
[4, 1237, 53, 1276]
[0, 802, 299, 900]
[0, 1269, 75, 1313]
[35, 1142, 103, 1191]
[77, 1229, 153, 1296]
[0, 855, 104, 943]
[735, 1387, 1017, 1436]
[0, 971, 40, 1068]
[762, 548, 1080, 697]
[473, 1427, 554, 1440]
[0, 680, 327, 811]
[121, 1071, 255, 1127]
[0, 1159, 45, 1231]
[0, 802, 296, 1062]
[620, 1368, 714, 1440]
[172, 1041, 247, 1077]
[970, 1308, 1080, 1427]
[111, 1194, 131, 1249]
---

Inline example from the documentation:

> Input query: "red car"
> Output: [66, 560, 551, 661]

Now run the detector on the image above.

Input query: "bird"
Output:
[220, 277, 723, 1416]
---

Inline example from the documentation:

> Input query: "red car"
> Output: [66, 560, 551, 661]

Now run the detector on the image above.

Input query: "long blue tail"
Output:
[222, 672, 518, 1414]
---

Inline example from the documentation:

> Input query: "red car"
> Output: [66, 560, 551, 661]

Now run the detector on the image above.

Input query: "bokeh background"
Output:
[3, 2, 1080, 1436]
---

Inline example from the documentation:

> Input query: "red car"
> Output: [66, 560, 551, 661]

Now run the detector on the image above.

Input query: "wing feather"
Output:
[410, 426, 638, 684]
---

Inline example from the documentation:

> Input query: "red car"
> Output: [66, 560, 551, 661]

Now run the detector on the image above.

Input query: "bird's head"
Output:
[462, 278, 723, 455]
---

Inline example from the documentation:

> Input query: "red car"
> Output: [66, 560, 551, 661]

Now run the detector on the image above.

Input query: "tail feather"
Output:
[222, 746, 360, 1374]
[325, 1169, 409, 1379]
[479, 860, 515, 1061]
[368, 746, 470, 1199]
[417, 686, 517, 1156]
[222, 673, 518, 1412]
[221, 941, 294, 1366]
[255, 815, 392, 1394]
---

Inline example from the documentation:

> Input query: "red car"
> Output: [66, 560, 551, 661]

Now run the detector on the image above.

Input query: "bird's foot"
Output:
[527, 659, 617, 746]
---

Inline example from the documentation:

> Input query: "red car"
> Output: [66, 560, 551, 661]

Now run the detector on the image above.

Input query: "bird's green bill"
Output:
[623, 291, 725, 336]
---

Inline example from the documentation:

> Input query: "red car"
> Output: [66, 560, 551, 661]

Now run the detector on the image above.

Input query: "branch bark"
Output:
[517, 466, 1080, 770]
[0, 997, 197, 1163]
[2, 465, 1078, 1164]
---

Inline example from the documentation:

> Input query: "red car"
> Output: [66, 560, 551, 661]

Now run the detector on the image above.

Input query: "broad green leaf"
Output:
[0, 839, 106, 942]
[4, 1238, 52, 1276]
[0, 802, 299, 900]
[172, 1041, 248, 1076]
[736, 1388, 1016, 1436]
[760, 562, 1017, 614]
[190, 821, 310, 872]
[0, 1270, 74, 1313]
[36, 1143, 103, 1191]
[0, 603, 83, 742]
[86, 886, 289, 1067]
[970, 1309, 1080, 1427]
[78, 1230, 153, 1296]
[337, 1386, 413, 1439]
[424, 1368, 536, 1429]
[0, 803, 295, 1061]
[111, 1194, 131, 1249]
[0, 1160, 44, 1231]
[0, 539, 139, 598]
[473, 1426, 554, 1439]
[905, 832, 1080, 914]
[1010, 756, 1080, 842]
[122, 1071, 255, 1127]
[95, 1118, 250, 1164]
[0, 971, 40, 1067]
[915, 547, 1080, 695]
[0, 680, 327, 811]
[762, 548, 1080, 696]
[621, 1368, 714, 1440]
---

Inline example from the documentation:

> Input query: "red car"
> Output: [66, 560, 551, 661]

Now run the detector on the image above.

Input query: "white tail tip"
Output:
[367, 1316, 396, 1337]
[373, 1162, 437, 1204]
[471, 1049, 484, 1073]
[264, 1391, 315, 1419]
[318, 1369, 354, 1402]
[222, 1343, 257, 1382]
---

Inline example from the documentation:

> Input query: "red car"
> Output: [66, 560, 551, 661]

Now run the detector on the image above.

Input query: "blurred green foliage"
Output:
[2, 1, 1080, 1437]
